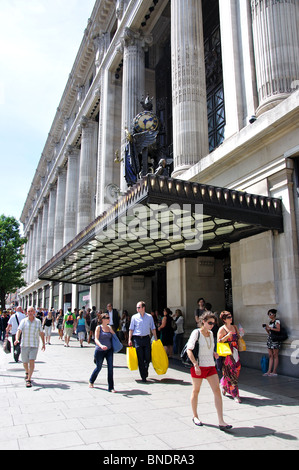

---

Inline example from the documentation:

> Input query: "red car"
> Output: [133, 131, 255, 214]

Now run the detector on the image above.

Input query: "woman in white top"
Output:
[187, 312, 232, 431]
[173, 309, 184, 355]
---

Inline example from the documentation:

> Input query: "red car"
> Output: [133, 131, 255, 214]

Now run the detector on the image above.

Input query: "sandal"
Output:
[26, 380, 32, 388]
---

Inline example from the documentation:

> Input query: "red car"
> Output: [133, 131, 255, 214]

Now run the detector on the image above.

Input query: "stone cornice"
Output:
[21, 0, 116, 225]
[20, 0, 170, 227]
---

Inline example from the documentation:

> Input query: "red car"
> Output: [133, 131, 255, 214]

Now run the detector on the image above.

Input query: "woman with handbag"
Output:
[262, 309, 281, 376]
[89, 313, 117, 392]
[186, 312, 232, 431]
[158, 308, 174, 358]
[217, 311, 241, 403]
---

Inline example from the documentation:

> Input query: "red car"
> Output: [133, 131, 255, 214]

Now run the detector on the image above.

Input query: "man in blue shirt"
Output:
[129, 301, 157, 382]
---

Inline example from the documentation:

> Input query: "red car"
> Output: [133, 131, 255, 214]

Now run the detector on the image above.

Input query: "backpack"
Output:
[66, 313, 74, 326]
[180, 329, 200, 367]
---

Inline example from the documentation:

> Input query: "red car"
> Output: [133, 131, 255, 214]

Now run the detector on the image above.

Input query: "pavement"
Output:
[1, 331, 299, 452]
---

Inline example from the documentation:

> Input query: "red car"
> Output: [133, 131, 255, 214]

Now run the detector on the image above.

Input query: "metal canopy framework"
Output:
[38, 175, 283, 286]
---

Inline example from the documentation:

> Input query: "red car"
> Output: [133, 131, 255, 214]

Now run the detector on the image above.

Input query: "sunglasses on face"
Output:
[207, 321, 215, 326]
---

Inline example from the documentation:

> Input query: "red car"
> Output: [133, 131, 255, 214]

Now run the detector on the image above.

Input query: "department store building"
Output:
[19, 0, 299, 376]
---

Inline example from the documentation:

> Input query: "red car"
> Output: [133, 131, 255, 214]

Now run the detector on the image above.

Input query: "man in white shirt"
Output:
[6, 307, 26, 362]
[129, 301, 157, 382]
[14, 306, 45, 387]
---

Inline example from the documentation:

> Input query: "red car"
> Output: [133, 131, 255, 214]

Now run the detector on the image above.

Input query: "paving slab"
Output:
[1, 331, 299, 451]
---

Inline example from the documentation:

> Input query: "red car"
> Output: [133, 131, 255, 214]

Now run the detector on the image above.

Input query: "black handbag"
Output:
[180, 329, 200, 367]
[3, 334, 11, 354]
[271, 326, 288, 342]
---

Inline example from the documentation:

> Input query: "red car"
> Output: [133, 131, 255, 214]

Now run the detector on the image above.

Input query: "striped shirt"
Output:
[18, 317, 43, 348]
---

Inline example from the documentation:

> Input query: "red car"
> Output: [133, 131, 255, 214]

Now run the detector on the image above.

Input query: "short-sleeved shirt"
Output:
[8, 312, 26, 335]
[18, 317, 43, 348]
[129, 313, 156, 337]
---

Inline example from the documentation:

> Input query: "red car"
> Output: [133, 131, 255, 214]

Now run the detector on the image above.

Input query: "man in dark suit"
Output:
[106, 303, 120, 333]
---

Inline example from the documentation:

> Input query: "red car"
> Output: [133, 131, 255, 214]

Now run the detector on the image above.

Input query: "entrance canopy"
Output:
[38, 175, 283, 286]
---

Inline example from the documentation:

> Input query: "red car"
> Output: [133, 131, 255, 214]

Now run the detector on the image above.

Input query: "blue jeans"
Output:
[89, 347, 114, 391]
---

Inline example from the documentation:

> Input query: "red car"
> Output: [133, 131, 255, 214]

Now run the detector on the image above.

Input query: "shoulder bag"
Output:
[112, 333, 123, 353]
[180, 329, 200, 367]
[270, 320, 288, 342]
[238, 337, 246, 352]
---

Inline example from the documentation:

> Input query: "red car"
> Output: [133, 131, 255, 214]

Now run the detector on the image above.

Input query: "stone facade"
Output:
[20, 0, 299, 376]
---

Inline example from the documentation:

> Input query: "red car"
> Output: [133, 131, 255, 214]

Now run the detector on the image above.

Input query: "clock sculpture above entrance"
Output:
[133, 110, 159, 133]
[124, 95, 171, 187]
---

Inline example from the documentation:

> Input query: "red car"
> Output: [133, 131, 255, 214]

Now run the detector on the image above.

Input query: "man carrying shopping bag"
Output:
[128, 301, 158, 382]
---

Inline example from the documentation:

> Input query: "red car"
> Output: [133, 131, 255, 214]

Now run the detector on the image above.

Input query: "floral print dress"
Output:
[220, 331, 241, 399]
[267, 319, 281, 350]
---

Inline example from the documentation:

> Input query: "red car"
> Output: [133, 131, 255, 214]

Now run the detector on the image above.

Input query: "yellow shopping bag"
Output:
[151, 339, 169, 375]
[217, 342, 232, 357]
[126, 347, 138, 371]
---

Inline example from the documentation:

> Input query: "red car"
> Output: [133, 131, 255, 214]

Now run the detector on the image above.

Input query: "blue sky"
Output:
[0, 0, 95, 223]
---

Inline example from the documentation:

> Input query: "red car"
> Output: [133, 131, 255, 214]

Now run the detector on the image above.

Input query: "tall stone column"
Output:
[40, 197, 49, 268]
[120, 27, 151, 192]
[251, 0, 299, 116]
[24, 231, 29, 284]
[46, 183, 57, 262]
[171, 0, 209, 177]
[53, 166, 67, 255]
[219, 0, 258, 135]
[77, 117, 98, 233]
[35, 209, 43, 274]
[64, 146, 80, 244]
[96, 69, 122, 216]
[31, 218, 38, 282]
[26, 228, 33, 283]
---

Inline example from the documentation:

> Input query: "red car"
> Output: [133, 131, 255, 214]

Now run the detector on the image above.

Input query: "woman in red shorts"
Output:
[187, 312, 232, 431]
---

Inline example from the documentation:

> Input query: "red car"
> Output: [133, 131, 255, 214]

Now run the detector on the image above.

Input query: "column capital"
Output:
[55, 166, 67, 179]
[121, 27, 153, 50]
[64, 145, 80, 158]
[93, 32, 110, 69]
[79, 115, 98, 131]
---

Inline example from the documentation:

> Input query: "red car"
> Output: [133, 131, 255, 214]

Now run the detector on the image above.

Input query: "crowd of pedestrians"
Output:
[0, 297, 287, 430]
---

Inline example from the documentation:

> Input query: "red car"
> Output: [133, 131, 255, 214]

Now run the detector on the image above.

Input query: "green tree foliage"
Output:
[0, 215, 27, 310]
